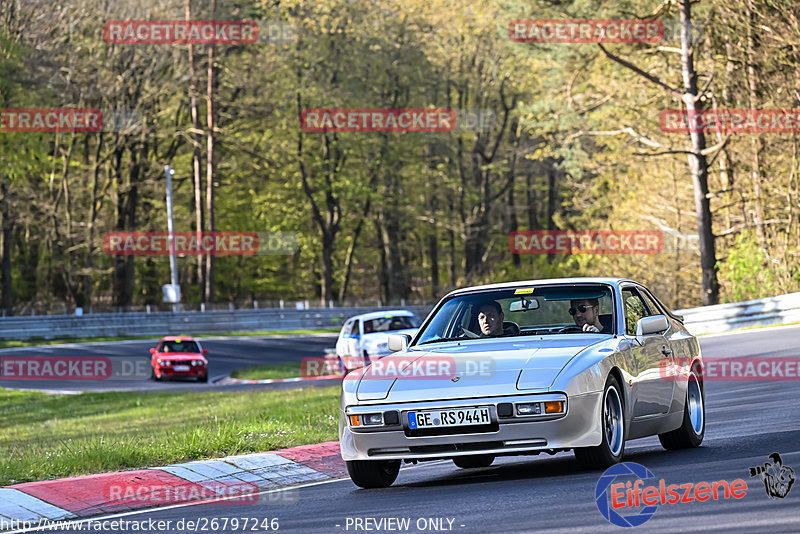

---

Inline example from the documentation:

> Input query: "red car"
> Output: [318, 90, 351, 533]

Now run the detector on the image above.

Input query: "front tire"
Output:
[453, 454, 495, 469]
[346, 460, 400, 488]
[574, 375, 625, 469]
[659, 370, 704, 449]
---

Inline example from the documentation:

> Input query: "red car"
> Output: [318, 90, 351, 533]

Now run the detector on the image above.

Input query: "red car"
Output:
[149, 336, 208, 382]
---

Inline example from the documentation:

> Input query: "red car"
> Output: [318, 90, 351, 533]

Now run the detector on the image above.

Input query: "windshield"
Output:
[363, 315, 420, 333]
[159, 340, 200, 353]
[416, 284, 615, 345]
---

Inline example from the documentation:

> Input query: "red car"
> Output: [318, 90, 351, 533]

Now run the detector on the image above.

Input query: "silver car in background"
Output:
[332, 310, 421, 372]
[339, 278, 705, 488]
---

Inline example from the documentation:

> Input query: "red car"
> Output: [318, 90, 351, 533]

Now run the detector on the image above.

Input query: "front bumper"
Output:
[339, 391, 603, 461]
[158, 365, 207, 377]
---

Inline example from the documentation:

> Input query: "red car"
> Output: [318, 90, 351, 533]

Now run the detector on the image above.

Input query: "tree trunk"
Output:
[745, 0, 766, 246]
[546, 160, 558, 264]
[428, 231, 439, 299]
[507, 119, 520, 268]
[378, 211, 410, 303]
[0, 181, 13, 315]
[186, 0, 205, 294]
[526, 165, 537, 230]
[204, 0, 217, 303]
[113, 146, 139, 307]
[81, 132, 104, 308]
[680, 0, 719, 305]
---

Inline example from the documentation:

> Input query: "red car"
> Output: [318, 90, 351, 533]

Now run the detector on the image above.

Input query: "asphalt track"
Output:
[0, 334, 339, 392]
[7, 325, 800, 533]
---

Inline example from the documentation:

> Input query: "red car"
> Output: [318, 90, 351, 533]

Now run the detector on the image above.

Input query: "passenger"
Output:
[569, 298, 604, 332]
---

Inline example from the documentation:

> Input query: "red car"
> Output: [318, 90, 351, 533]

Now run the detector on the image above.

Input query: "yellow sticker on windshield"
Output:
[514, 288, 534, 294]
[175, 339, 182, 343]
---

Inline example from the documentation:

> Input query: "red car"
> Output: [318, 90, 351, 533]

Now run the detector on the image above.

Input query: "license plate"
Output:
[407, 407, 491, 429]
[173, 365, 190, 372]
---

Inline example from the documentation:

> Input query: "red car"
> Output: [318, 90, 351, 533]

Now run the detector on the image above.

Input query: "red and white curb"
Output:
[0, 442, 345, 531]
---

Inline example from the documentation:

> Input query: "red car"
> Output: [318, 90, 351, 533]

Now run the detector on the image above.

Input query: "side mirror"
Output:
[387, 334, 411, 352]
[202, 349, 208, 355]
[149, 348, 156, 355]
[636, 315, 668, 343]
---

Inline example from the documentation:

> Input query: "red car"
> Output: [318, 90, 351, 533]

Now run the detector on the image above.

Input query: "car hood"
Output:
[355, 336, 602, 402]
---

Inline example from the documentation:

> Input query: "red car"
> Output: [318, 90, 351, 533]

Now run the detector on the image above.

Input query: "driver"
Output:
[569, 298, 604, 332]
[477, 301, 504, 337]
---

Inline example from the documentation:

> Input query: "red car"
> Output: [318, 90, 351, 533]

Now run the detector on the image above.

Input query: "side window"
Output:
[341, 320, 353, 337]
[639, 288, 664, 317]
[349, 320, 360, 336]
[621, 288, 648, 335]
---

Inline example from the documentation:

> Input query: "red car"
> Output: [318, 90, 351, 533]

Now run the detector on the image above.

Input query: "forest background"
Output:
[1, 0, 798, 314]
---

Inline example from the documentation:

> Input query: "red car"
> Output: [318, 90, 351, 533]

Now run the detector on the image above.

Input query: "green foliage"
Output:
[718, 231, 779, 303]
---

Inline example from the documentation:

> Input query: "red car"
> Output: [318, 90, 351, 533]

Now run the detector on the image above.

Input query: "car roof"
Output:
[346, 310, 417, 321]
[160, 336, 197, 341]
[443, 277, 634, 298]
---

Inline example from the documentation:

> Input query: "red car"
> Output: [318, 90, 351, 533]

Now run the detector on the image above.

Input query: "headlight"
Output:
[348, 413, 384, 426]
[515, 403, 542, 415]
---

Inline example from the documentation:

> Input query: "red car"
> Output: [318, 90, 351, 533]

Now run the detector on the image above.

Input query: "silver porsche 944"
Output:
[339, 278, 705, 488]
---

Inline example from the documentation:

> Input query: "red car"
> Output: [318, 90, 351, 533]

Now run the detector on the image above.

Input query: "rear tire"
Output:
[574, 375, 625, 469]
[659, 370, 704, 449]
[346, 460, 400, 488]
[453, 455, 495, 469]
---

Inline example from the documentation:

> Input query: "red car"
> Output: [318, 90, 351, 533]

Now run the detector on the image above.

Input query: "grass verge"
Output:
[0, 386, 340, 486]
[230, 363, 304, 380]
[0, 328, 340, 349]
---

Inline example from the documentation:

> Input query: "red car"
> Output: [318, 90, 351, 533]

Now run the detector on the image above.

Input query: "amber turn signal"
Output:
[544, 401, 564, 414]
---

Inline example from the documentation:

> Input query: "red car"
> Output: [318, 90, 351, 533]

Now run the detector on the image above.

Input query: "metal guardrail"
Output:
[676, 292, 800, 335]
[0, 306, 434, 340]
[0, 292, 798, 341]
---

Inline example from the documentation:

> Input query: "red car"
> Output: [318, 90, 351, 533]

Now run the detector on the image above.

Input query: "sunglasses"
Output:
[568, 304, 595, 315]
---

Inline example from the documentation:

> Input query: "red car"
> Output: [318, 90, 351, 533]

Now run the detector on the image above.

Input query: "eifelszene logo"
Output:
[595, 462, 748, 527]
[749, 453, 795, 499]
